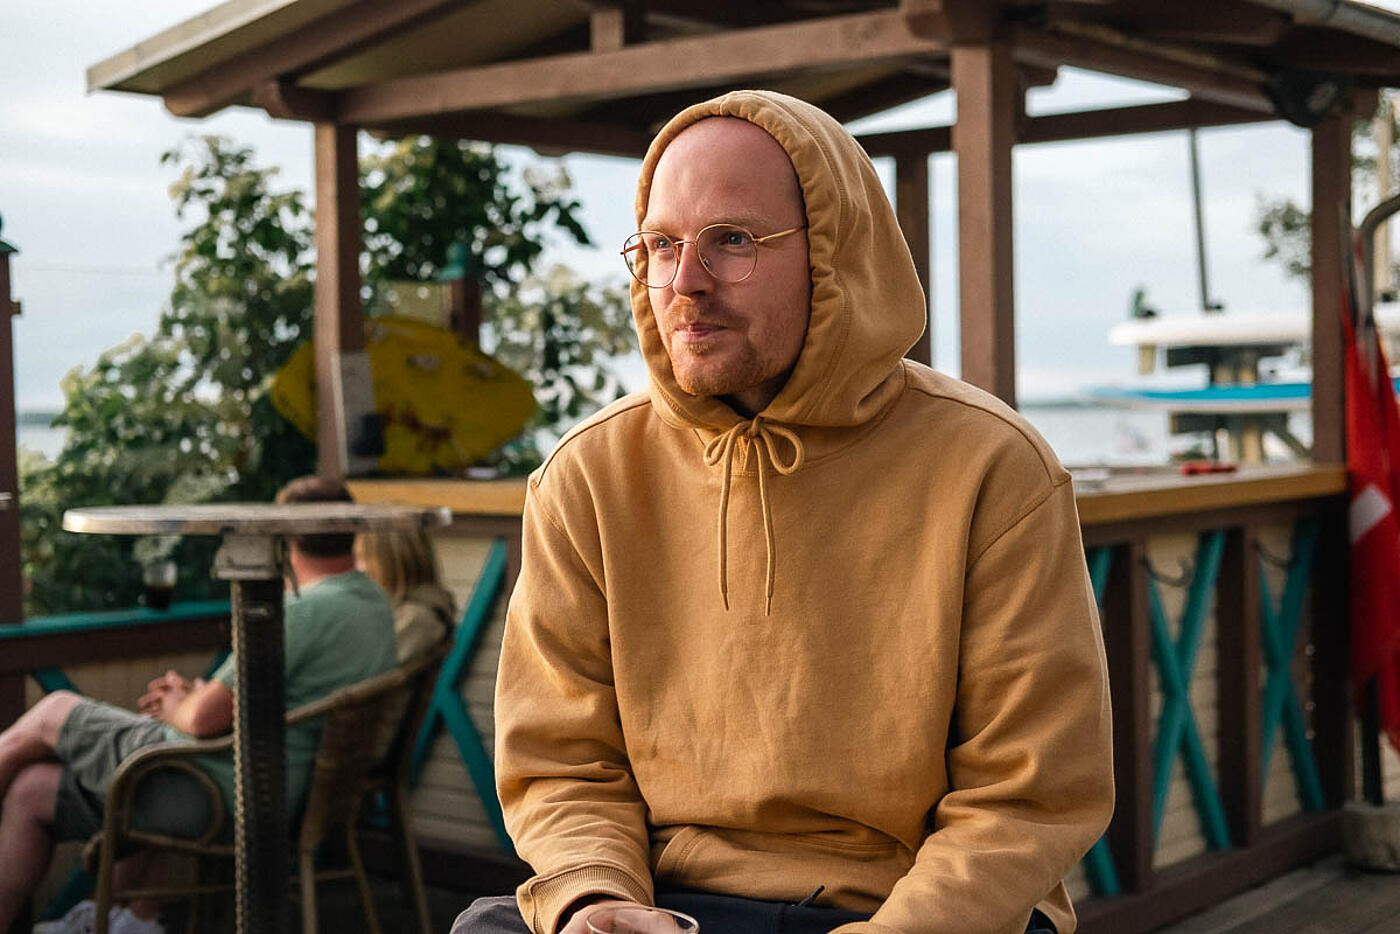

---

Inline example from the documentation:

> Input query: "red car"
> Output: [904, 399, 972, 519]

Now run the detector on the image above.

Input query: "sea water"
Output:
[14, 405, 1309, 472]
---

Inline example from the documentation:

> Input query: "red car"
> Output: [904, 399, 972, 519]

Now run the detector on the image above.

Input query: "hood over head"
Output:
[632, 90, 927, 433]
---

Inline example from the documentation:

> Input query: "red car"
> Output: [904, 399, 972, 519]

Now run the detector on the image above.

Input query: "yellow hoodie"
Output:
[494, 91, 1113, 934]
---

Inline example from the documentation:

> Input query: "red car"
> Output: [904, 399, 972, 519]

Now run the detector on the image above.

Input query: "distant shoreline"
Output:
[17, 411, 60, 427]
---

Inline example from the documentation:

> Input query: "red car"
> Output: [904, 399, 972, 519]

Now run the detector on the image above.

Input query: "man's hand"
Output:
[559, 900, 646, 934]
[139, 671, 231, 737]
[139, 670, 200, 721]
[554, 907, 691, 934]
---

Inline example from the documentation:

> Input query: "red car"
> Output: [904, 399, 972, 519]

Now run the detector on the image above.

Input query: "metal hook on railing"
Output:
[1255, 540, 1295, 570]
[1143, 555, 1194, 587]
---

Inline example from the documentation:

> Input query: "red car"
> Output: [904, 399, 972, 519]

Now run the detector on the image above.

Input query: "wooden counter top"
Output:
[1072, 463, 1346, 525]
[351, 464, 1349, 526]
[349, 478, 528, 517]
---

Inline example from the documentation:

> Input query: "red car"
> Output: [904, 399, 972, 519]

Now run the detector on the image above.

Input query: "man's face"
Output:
[643, 118, 811, 415]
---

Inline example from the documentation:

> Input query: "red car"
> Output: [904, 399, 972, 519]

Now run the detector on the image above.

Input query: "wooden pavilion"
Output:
[53, 0, 1400, 931]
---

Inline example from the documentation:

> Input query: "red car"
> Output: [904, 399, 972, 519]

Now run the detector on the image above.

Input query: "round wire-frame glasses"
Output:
[620, 223, 806, 288]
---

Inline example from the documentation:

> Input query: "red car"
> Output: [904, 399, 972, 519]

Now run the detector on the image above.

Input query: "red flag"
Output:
[1343, 285, 1400, 753]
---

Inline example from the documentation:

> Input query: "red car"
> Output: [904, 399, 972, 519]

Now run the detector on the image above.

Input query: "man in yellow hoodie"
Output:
[454, 91, 1113, 934]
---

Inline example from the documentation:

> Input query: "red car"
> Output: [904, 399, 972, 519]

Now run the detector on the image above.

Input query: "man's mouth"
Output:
[673, 321, 726, 341]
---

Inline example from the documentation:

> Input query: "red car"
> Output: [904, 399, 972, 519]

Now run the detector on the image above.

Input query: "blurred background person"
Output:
[356, 527, 456, 662]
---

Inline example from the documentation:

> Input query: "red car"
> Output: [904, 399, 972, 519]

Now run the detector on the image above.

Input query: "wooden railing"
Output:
[3, 467, 1359, 930]
[1074, 465, 1350, 934]
[0, 601, 233, 728]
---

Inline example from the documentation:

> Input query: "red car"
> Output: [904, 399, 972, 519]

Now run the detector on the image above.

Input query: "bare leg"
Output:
[0, 761, 61, 931]
[0, 691, 82, 799]
[112, 852, 160, 921]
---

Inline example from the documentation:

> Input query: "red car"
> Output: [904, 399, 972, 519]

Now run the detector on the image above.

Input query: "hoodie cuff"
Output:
[829, 924, 904, 934]
[518, 864, 654, 934]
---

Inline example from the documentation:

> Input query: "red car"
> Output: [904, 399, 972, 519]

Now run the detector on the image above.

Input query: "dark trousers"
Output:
[451, 892, 1057, 933]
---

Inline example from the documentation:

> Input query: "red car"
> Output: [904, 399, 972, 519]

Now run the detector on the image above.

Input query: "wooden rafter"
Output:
[162, 0, 468, 118]
[253, 81, 337, 122]
[366, 112, 653, 159]
[1018, 97, 1273, 143]
[590, 0, 647, 52]
[856, 98, 1272, 157]
[1266, 30, 1400, 76]
[1013, 23, 1274, 113]
[1051, 0, 1289, 47]
[820, 73, 950, 125]
[336, 10, 948, 124]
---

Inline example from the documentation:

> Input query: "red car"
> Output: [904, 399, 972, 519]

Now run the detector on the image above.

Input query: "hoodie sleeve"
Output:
[495, 479, 654, 934]
[834, 478, 1114, 934]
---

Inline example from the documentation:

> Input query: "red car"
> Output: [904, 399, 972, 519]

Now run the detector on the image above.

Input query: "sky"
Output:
[1, 2, 1396, 412]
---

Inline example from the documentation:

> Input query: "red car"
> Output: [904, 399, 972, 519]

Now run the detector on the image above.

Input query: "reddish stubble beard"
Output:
[662, 303, 774, 398]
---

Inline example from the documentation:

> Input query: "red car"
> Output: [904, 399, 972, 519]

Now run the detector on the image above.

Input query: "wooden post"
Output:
[952, 40, 1017, 405]
[896, 151, 933, 366]
[313, 123, 365, 479]
[1313, 503, 1354, 806]
[1310, 112, 1350, 465]
[0, 223, 23, 733]
[590, 0, 645, 52]
[449, 278, 483, 343]
[1105, 539, 1155, 893]
[1217, 526, 1263, 847]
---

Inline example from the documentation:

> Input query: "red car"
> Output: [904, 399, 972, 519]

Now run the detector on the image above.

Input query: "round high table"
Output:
[62, 502, 452, 934]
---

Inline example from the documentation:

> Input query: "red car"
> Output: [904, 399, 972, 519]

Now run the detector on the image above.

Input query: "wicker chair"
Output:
[85, 643, 448, 934]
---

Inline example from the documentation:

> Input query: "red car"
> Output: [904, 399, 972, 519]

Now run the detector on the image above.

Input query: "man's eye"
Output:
[720, 230, 753, 247]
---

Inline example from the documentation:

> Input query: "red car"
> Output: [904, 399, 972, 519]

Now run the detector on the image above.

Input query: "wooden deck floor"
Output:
[316, 855, 1400, 934]
[1154, 857, 1400, 934]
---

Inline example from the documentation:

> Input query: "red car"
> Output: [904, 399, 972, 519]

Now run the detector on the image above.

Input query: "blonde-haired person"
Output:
[355, 528, 456, 663]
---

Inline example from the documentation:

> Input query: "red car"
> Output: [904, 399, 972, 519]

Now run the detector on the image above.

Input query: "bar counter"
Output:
[350, 463, 1348, 526]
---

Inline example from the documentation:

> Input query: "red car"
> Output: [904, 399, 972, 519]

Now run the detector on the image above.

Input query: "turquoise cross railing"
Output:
[409, 537, 513, 851]
[1081, 545, 1121, 897]
[1259, 519, 1324, 811]
[1148, 530, 1231, 851]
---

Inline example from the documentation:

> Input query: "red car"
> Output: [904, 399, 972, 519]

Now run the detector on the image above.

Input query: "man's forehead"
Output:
[666, 116, 782, 153]
[647, 117, 803, 221]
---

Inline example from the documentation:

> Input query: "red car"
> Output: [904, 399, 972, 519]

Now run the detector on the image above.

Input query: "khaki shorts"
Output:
[53, 699, 217, 843]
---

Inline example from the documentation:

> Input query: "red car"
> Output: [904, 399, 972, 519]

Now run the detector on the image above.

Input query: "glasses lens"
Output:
[623, 231, 680, 287]
[697, 225, 757, 283]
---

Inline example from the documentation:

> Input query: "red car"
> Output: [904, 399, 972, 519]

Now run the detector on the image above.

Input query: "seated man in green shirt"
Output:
[0, 475, 398, 934]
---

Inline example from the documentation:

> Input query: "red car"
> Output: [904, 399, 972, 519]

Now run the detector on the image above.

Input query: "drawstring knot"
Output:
[702, 416, 805, 615]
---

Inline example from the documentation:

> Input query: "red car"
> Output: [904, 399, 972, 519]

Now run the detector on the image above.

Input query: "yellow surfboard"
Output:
[271, 315, 536, 475]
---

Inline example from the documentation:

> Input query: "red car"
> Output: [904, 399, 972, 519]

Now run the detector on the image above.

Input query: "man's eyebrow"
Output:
[639, 213, 786, 232]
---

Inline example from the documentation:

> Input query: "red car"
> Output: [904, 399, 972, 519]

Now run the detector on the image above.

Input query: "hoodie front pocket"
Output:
[652, 825, 703, 877]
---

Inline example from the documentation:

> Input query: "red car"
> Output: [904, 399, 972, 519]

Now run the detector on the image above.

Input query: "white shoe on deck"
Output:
[32, 900, 96, 934]
[105, 908, 164, 934]
[32, 901, 165, 934]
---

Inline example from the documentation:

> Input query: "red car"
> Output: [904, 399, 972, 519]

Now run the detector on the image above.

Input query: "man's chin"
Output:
[674, 368, 743, 398]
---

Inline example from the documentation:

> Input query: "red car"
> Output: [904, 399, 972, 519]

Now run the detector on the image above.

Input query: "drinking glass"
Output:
[142, 558, 178, 610]
[584, 906, 699, 934]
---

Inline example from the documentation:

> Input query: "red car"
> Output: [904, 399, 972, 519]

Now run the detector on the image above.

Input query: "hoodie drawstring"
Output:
[702, 417, 805, 615]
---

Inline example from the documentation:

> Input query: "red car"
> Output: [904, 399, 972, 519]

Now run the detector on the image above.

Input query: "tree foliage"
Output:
[362, 137, 590, 289]
[1255, 104, 1400, 286]
[485, 266, 638, 472]
[20, 135, 636, 614]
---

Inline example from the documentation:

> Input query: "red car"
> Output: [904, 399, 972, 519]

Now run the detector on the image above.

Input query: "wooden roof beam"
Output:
[856, 98, 1274, 157]
[1013, 23, 1275, 114]
[1051, 1, 1290, 47]
[254, 80, 338, 121]
[1019, 97, 1275, 144]
[162, 0, 468, 118]
[365, 112, 654, 159]
[589, 1, 646, 53]
[336, 9, 949, 124]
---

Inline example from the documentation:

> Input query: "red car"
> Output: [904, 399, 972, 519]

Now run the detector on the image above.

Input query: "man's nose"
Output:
[670, 241, 712, 295]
